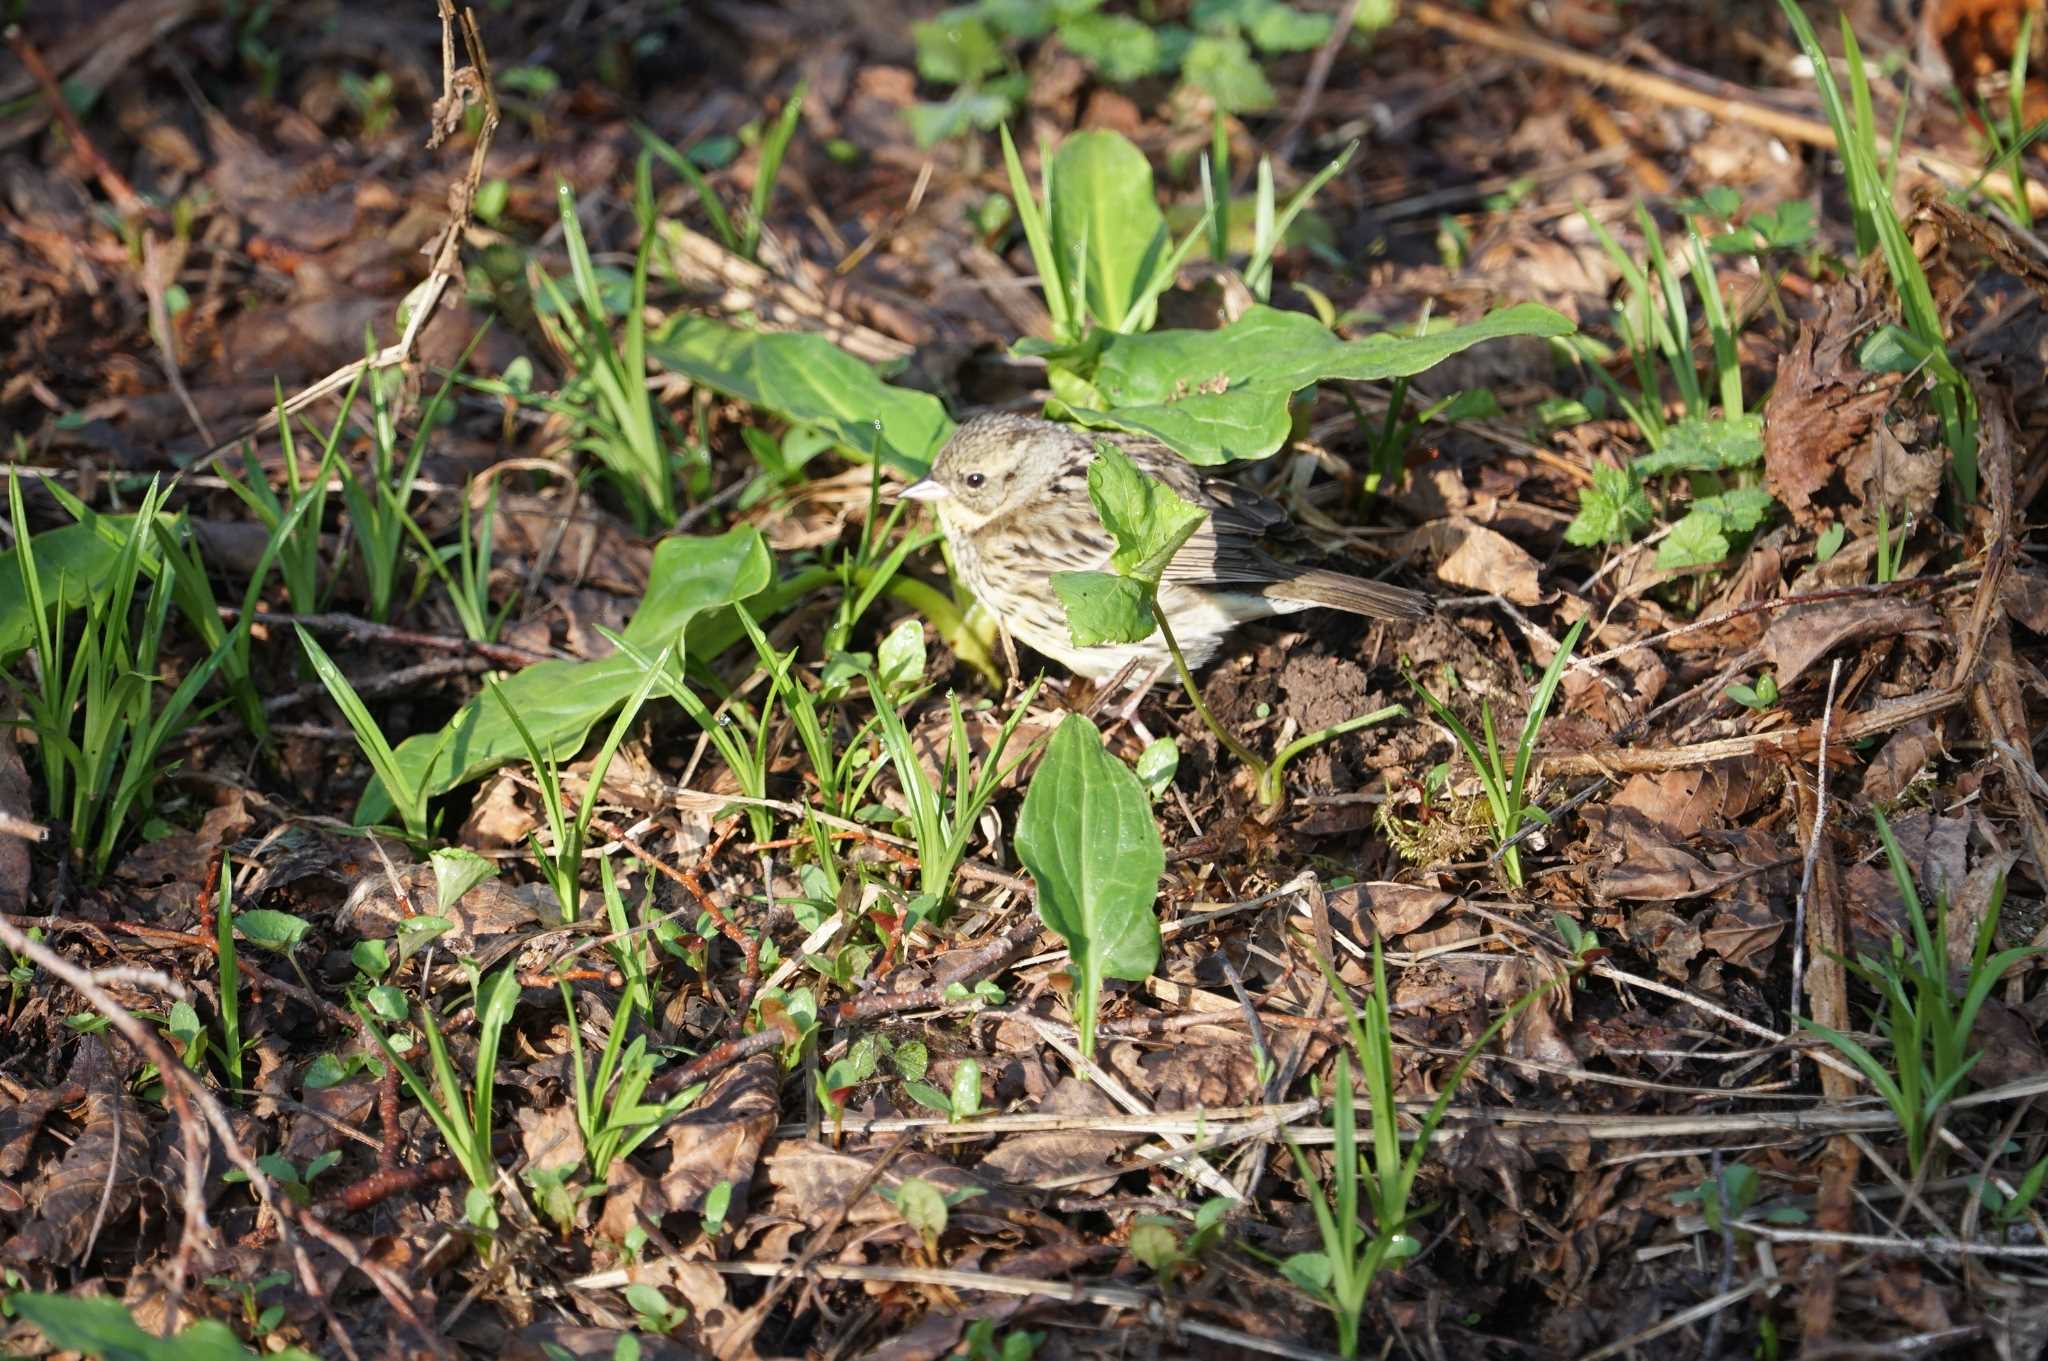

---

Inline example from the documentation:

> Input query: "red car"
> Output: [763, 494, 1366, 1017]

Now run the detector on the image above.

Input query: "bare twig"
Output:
[1789, 657, 1844, 1025]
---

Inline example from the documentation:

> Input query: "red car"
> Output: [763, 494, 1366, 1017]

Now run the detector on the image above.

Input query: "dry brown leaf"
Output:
[1626, 908, 1704, 980]
[1408, 517, 1543, 604]
[1861, 721, 1944, 807]
[761, 1143, 1005, 1229]
[341, 862, 546, 956]
[1763, 284, 1896, 526]
[517, 1103, 584, 1175]
[0, 1084, 72, 1178]
[976, 1078, 1131, 1196]
[1487, 959, 1576, 1067]
[1763, 598, 1938, 689]
[2005, 569, 2048, 634]
[1326, 881, 1453, 938]
[1141, 1044, 1262, 1109]
[655, 1055, 778, 1217]
[1698, 901, 1785, 971]
[1595, 844, 1719, 903]
[4, 1036, 143, 1265]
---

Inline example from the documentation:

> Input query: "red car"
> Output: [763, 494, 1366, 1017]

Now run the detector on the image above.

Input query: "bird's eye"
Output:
[964, 472, 986, 489]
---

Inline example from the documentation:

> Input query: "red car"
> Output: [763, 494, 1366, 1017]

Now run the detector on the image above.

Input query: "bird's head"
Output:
[893, 413, 1088, 533]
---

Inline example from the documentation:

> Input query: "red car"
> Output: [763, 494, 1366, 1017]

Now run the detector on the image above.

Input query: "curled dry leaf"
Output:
[3, 1035, 143, 1265]
[1763, 598, 1938, 689]
[1408, 516, 1544, 605]
[0, 1083, 77, 1178]
[1325, 880, 1453, 939]
[1861, 720, 1944, 807]
[655, 1054, 779, 1217]
[517, 1103, 585, 1176]
[1626, 908, 1704, 982]
[1763, 286, 1896, 527]
[1486, 958, 1577, 1068]
[976, 1077, 1132, 1197]
[762, 1143, 1019, 1233]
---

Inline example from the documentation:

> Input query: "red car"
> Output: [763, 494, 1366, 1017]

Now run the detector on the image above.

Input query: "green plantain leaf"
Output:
[1070, 303, 1575, 463]
[647, 312, 955, 474]
[12, 1292, 321, 1361]
[357, 527, 773, 823]
[1049, 131, 1173, 335]
[1015, 714, 1163, 1058]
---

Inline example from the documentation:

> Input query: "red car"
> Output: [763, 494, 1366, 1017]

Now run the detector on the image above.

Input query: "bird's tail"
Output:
[1262, 568, 1433, 621]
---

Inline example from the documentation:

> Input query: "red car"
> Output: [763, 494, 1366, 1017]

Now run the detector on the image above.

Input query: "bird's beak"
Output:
[892, 477, 949, 503]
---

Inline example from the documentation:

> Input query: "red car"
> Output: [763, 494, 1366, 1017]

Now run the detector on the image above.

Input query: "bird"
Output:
[893, 413, 1431, 682]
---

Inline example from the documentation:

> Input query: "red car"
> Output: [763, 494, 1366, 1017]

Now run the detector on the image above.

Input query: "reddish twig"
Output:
[2, 23, 145, 216]
[195, 855, 222, 944]
[376, 1063, 402, 1174]
[318, 1134, 518, 1216]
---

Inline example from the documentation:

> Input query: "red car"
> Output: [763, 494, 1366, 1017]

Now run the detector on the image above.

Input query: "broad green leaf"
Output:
[1087, 441, 1209, 582]
[1564, 464, 1652, 548]
[904, 1079, 951, 1115]
[1015, 714, 1163, 1058]
[1691, 486, 1776, 534]
[1246, 2, 1331, 51]
[892, 1039, 930, 1082]
[303, 1053, 350, 1089]
[950, 1056, 983, 1115]
[395, 914, 455, 965]
[429, 846, 496, 911]
[1135, 736, 1179, 795]
[647, 313, 955, 474]
[1057, 13, 1166, 79]
[1632, 413, 1763, 476]
[1071, 303, 1575, 463]
[1049, 131, 1170, 333]
[1655, 509, 1733, 569]
[891, 1176, 951, 1239]
[1857, 323, 1928, 375]
[12, 1293, 320, 1361]
[912, 13, 1004, 85]
[1052, 570, 1156, 646]
[0, 518, 146, 663]
[905, 85, 1022, 146]
[234, 909, 312, 953]
[360, 527, 773, 822]
[1181, 31, 1274, 111]
[981, 0, 1061, 37]
[876, 616, 927, 697]
[352, 939, 390, 979]
[1280, 1250, 1334, 1292]
[1679, 186, 1743, 219]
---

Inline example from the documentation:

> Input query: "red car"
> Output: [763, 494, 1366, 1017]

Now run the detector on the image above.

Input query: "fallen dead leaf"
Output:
[4, 1036, 143, 1265]
[1763, 598, 1938, 689]
[656, 1055, 779, 1217]
[1408, 516, 1544, 604]
[975, 1079, 1136, 1198]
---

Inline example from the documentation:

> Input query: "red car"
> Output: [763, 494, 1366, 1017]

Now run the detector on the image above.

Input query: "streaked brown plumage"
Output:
[895, 413, 1431, 681]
